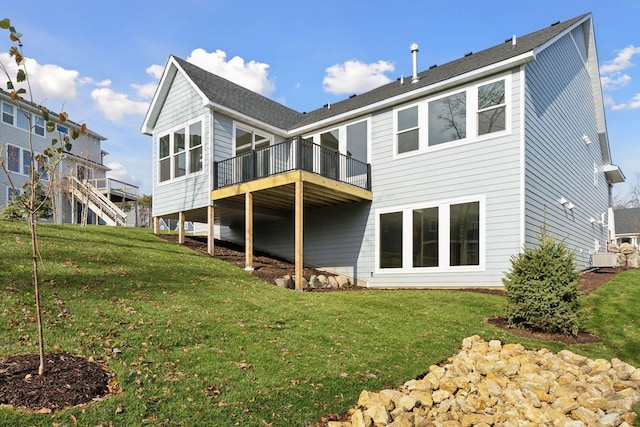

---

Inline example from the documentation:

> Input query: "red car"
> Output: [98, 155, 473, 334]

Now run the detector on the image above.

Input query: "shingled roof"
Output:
[174, 13, 589, 132]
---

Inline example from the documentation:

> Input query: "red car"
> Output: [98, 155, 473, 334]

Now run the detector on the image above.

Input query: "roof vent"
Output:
[410, 43, 419, 84]
[429, 64, 437, 70]
[512, 34, 517, 47]
[550, 20, 560, 27]
[349, 94, 357, 98]
[464, 52, 473, 57]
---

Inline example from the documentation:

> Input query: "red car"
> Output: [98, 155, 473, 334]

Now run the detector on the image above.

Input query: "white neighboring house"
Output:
[142, 13, 624, 289]
[0, 89, 139, 226]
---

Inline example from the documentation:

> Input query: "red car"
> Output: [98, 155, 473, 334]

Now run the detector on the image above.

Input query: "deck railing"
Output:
[88, 177, 139, 202]
[213, 137, 371, 191]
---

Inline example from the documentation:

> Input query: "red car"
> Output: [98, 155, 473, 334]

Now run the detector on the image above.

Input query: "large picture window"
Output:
[450, 202, 480, 266]
[157, 120, 203, 183]
[380, 212, 403, 269]
[413, 207, 439, 267]
[428, 92, 466, 146]
[378, 198, 483, 271]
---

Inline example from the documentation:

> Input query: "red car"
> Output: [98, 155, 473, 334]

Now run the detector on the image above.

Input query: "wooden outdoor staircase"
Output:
[68, 176, 128, 226]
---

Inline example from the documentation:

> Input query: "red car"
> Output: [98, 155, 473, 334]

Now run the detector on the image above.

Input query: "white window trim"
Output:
[157, 116, 206, 185]
[374, 195, 486, 274]
[392, 74, 511, 160]
[232, 122, 274, 154]
[304, 116, 372, 163]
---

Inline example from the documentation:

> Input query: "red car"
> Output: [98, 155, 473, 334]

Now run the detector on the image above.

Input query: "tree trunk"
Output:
[28, 211, 46, 376]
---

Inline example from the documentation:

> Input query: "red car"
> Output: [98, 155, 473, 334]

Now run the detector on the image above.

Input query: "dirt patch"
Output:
[157, 234, 363, 289]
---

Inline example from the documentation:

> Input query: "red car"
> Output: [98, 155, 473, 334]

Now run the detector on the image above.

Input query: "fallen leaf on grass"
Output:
[234, 361, 252, 370]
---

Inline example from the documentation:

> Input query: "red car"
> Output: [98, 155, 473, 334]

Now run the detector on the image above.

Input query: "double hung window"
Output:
[158, 120, 203, 183]
[477, 80, 506, 135]
[396, 106, 419, 154]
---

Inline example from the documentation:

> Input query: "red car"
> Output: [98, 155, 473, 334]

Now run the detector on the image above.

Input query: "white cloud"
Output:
[132, 82, 158, 100]
[146, 64, 165, 80]
[601, 73, 631, 91]
[323, 60, 394, 95]
[186, 48, 275, 96]
[0, 53, 79, 104]
[106, 161, 137, 184]
[600, 45, 640, 75]
[91, 86, 150, 121]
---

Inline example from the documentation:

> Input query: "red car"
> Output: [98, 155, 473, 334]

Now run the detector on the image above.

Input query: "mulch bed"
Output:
[0, 353, 114, 412]
[0, 233, 627, 413]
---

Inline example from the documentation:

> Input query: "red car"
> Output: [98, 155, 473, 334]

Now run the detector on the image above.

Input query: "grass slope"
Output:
[0, 222, 639, 426]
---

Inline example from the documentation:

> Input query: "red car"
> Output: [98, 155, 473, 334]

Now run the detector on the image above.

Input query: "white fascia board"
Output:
[531, 14, 591, 59]
[291, 51, 535, 136]
[204, 101, 289, 137]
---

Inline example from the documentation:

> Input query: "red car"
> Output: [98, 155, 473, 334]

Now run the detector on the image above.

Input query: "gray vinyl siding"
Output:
[365, 70, 523, 288]
[221, 202, 372, 280]
[152, 72, 211, 218]
[523, 23, 609, 268]
[213, 113, 232, 162]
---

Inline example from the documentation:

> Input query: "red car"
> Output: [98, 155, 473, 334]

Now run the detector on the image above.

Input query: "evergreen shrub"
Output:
[503, 224, 581, 336]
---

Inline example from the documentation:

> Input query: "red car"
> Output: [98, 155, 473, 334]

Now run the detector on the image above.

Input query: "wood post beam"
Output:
[207, 205, 215, 256]
[245, 193, 254, 270]
[295, 180, 303, 290]
[178, 211, 185, 244]
[153, 217, 160, 234]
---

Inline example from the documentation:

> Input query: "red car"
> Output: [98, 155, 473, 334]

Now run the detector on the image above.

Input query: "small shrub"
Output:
[503, 224, 581, 336]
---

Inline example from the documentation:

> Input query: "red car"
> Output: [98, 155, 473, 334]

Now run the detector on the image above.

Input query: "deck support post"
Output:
[245, 193, 254, 270]
[207, 205, 215, 256]
[153, 217, 160, 234]
[178, 211, 185, 244]
[294, 179, 303, 290]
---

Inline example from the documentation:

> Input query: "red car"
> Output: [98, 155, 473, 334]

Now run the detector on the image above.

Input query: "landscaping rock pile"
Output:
[275, 274, 353, 290]
[328, 336, 640, 427]
[608, 243, 640, 269]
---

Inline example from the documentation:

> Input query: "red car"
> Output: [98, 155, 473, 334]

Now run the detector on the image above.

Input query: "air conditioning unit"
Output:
[590, 253, 617, 268]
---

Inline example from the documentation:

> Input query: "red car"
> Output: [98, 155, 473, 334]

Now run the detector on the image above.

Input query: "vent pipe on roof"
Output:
[512, 34, 517, 47]
[410, 43, 419, 83]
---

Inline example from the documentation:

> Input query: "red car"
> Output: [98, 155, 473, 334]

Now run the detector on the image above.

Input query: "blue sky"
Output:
[2, 0, 640, 200]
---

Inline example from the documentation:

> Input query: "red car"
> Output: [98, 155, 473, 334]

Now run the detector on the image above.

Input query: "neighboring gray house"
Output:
[612, 208, 640, 246]
[142, 13, 624, 289]
[1, 89, 139, 226]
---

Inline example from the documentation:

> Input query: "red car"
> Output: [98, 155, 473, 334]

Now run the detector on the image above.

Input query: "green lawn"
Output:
[0, 221, 639, 426]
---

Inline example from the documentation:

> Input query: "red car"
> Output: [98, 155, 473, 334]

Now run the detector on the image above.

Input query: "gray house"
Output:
[1, 89, 139, 226]
[142, 13, 623, 289]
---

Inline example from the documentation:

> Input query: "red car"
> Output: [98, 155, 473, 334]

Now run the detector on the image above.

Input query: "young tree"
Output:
[0, 19, 85, 375]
